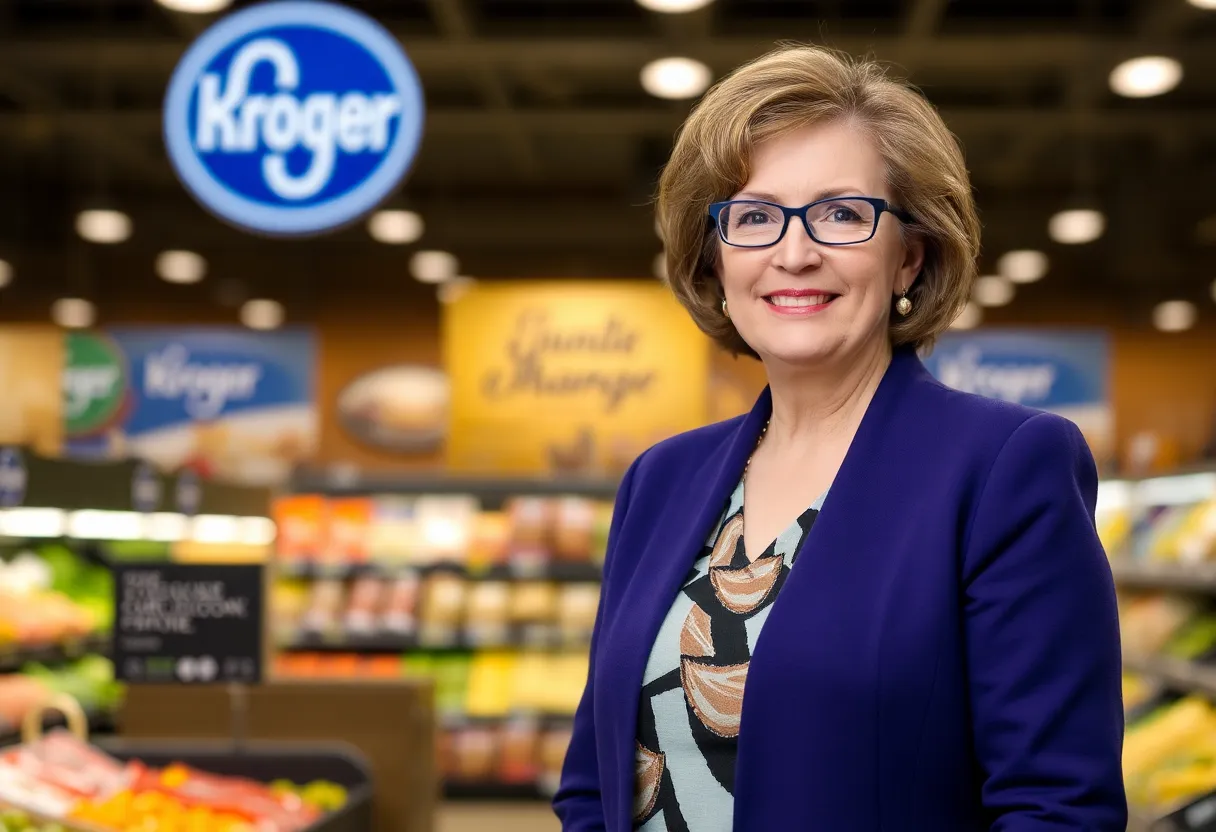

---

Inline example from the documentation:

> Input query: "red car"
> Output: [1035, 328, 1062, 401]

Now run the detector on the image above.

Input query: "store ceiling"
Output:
[0, 0, 1215, 322]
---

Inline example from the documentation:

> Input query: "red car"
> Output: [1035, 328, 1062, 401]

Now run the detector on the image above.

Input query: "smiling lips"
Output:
[762, 289, 839, 314]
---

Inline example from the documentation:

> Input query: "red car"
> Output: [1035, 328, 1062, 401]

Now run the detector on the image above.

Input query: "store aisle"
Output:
[438, 802, 561, 832]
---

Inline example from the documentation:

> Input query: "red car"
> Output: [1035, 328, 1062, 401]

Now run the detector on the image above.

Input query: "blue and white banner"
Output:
[923, 330, 1113, 462]
[66, 329, 317, 486]
[163, 1, 425, 237]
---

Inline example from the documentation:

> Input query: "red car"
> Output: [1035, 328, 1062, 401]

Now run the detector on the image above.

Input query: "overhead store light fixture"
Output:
[51, 298, 95, 329]
[997, 249, 1049, 284]
[240, 299, 285, 330]
[950, 301, 983, 331]
[973, 275, 1014, 307]
[1110, 56, 1183, 98]
[641, 57, 712, 100]
[437, 276, 476, 305]
[368, 210, 424, 244]
[1211, 278, 1216, 304]
[1153, 300, 1197, 332]
[155, 250, 207, 284]
[1048, 208, 1106, 244]
[155, 0, 234, 12]
[1187, 0, 1216, 9]
[410, 250, 459, 284]
[0, 259, 11, 288]
[636, 0, 715, 11]
[75, 209, 132, 244]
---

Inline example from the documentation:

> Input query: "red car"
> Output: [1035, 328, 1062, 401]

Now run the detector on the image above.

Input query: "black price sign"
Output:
[113, 564, 264, 685]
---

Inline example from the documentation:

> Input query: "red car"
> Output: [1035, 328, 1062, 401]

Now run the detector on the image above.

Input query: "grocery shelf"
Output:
[442, 781, 554, 802]
[0, 634, 111, 674]
[1123, 655, 1216, 698]
[290, 471, 620, 505]
[280, 629, 590, 654]
[1111, 560, 1216, 593]
[276, 560, 602, 583]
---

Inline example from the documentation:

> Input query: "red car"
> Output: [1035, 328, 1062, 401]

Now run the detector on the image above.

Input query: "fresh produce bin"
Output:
[94, 739, 375, 832]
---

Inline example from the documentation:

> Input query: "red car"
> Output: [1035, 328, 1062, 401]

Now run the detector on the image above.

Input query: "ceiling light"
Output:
[997, 250, 1049, 284]
[1187, 0, 1216, 9]
[1153, 300, 1197, 332]
[368, 209, 424, 244]
[155, 0, 233, 11]
[76, 209, 132, 244]
[1211, 278, 1216, 304]
[1110, 56, 1183, 98]
[240, 299, 284, 330]
[636, 0, 714, 11]
[950, 301, 983, 331]
[51, 298, 95, 329]
[653, 252, 667, 280]
[641, 57, 712, 100]
[0, 259, 11, 289]
[973, 275, 1014, 307]
[155, 250, 207, 284]
[1048, 209, 1106, 245]
[437, 276, 476, 305]
[410, 250, 459, 284]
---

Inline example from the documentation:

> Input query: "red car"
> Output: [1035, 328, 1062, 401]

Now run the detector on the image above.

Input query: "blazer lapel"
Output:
[603, 386, 772, 831]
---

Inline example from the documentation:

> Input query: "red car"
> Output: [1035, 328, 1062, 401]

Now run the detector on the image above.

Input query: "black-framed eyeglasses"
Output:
[708, 196, 914, 248]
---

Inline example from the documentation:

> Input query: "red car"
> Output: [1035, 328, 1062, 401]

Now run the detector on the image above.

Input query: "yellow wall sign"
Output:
[443, 281, 709, 475]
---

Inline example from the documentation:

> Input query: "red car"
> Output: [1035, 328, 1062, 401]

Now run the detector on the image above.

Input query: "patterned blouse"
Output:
[632, 477, 827, 831]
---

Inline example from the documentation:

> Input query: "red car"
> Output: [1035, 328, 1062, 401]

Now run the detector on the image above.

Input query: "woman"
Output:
[554, 45, 1125, 831]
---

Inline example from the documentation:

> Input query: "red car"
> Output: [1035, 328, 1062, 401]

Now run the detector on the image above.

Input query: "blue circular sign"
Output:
[163, 0, 426, 237]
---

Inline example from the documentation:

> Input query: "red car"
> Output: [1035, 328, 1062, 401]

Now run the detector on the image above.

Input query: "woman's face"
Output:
[717, 120, 923, 371]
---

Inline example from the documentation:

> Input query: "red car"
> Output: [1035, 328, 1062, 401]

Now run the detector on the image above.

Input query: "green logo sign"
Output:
[64, 333, 126, 437]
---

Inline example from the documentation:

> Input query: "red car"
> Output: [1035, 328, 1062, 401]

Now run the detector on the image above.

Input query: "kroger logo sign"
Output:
[163, 1, 425, 236]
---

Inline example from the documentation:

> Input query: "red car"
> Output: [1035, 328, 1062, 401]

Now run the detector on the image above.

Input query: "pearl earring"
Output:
[896, 289, 912, 317]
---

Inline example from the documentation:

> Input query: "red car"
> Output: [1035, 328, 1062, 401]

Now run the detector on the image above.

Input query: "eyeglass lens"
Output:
[718, 199, 878, 246]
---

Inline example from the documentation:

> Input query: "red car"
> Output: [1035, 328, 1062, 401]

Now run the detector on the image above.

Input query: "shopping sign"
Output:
[64, 329, 318, 487]
[114, 564, 264, 685]
[163, 1, 425, 236]
[922, 329, 1113, 463]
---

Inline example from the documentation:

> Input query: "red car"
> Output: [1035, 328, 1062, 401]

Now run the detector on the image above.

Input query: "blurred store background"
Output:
[0, 1, 1211, 831]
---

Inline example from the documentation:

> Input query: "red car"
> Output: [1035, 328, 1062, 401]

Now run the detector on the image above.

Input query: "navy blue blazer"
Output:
[554, 347, 1126, 831]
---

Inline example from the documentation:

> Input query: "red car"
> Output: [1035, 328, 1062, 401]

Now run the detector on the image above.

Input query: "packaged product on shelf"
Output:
[299, 579, 345, 636]
[343, 575, 385, 635]
[511, 652, 558, 713]
[366, 497, 421, 568]
[557, 584, 600, 646]
[547, 652, 591, 715]
[507, 497, 554, 572]
[433, 655, 473, 717]
[271, 579, 311, 644]
[468, 511, 512, 572]
[498, 714, 541, 785]
[464, 581, 512, 647]
[464, 652, 517, 718]
[325, 497, 373, 566]
[538, 724, 574, 793]
[1122, 672, 1161, 715]
[553, 498, 595, 562]
[591, 501, 614, 566]
[510, 582, 560, 646]
[1171, 499, 1216, 563]
[419, 573, 468, 646]
[273, 495, 327, 565]
[453, 725, 498, 782]
[382, 573, 421, 636]
[1164, 612, 1216, 662]
[415, 496, 479, 566]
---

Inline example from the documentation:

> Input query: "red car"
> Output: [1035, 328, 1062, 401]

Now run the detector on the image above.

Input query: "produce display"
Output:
[0, 733, 348, 832]
[0, 658, 121, 731]
[0, 546, 113, 649]
[1125, 695, 1216, 813]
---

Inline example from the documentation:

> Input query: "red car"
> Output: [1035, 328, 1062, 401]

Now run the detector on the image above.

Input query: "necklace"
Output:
[743, 417, 771, 480]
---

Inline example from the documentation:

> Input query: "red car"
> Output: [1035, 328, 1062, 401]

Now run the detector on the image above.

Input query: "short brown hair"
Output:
[657, 44, 981, 357]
